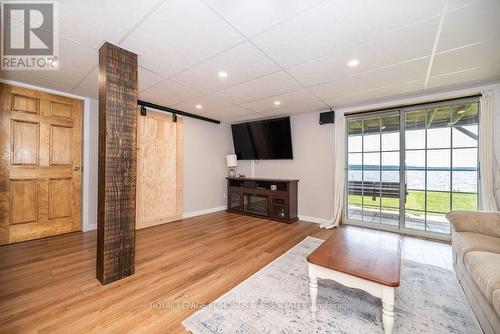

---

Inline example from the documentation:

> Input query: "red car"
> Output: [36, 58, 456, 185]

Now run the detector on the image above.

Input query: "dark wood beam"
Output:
[97, 42, 138, 285]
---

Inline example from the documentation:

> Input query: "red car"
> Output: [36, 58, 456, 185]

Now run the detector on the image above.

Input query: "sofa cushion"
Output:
[453, 232, 500, 263]
[493, 290, 500, 318]
[464, 251, 500, 303]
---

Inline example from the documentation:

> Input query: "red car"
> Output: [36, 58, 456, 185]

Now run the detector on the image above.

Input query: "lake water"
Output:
[348, 170, 477, 192]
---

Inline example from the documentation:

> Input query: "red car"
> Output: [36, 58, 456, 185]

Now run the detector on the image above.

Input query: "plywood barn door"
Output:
[136, 110, 183, 229]
[0, 84, 82, 245]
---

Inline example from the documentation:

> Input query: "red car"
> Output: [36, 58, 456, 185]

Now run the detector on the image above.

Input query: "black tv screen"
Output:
[231, 117, 293, 160]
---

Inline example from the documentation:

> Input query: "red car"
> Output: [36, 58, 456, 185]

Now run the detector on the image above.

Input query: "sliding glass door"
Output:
[345, 99, 479, 239]
[346, 112, 401, 227]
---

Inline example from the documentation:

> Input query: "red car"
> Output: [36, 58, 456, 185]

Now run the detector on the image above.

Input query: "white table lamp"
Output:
[226, 154, 238, 177]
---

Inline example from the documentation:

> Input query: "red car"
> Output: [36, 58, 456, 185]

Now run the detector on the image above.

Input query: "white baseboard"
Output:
[82, 209, 327, 230]
[83, 224, 97, 232]
[298, 215, 330, 225]
[183, 205, 227, 219]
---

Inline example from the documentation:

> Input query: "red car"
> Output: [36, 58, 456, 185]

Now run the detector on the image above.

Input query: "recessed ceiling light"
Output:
[347, 59, 360, 67]
[218, 71, 228, 78]
[195, 104, 203, 110]
[274, 101, 281, 106]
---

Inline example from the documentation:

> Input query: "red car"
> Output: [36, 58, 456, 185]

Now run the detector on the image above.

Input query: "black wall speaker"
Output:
[319, 111, 335, 125]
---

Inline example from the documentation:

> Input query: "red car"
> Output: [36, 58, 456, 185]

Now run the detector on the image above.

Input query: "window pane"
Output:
[427, 127, 451, 149]
[453, 148, 477, 169]
[363, 118, 380, 152]
[426, 191, 450, 214]
[406, 110, 426, 149]
[406, 170, 425, 190]
[452, 171, 477, 193]
[406, 189, 425, 211]
[427, 149, 450, 168]
[451, 103, 478, 127]
[452, 192, 477, 211]
[381, 114, 400, 151]
[452, 125, 478, 148]
[406, 150, 425, 168]
[427, 107, 451, 149]
[405, 210, 426, 231]
[348, 135, 362, 152]
[426, 213, 450, 234]
[427, 171, 450, 191]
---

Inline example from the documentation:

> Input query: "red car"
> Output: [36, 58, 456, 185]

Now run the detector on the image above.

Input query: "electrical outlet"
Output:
[223, 192, 227, 199]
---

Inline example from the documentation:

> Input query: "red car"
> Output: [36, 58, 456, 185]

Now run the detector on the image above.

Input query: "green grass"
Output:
[348, 190, 477, 216]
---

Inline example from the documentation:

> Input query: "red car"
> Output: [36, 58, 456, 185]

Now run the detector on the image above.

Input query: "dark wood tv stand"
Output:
[226, 177, 298, 224]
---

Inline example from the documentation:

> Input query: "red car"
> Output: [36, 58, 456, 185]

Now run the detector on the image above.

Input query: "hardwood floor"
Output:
[0, 211, 451, 333]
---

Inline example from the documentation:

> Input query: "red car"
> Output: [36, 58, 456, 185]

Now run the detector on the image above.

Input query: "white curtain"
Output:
[321, 112, 345, 229]
[479, 90, 498, 211]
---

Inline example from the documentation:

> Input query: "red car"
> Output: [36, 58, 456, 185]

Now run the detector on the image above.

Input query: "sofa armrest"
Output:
[446, 211, 500, 238]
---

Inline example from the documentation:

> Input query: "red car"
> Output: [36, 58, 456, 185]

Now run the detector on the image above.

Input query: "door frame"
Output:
[343, 97, 481, 241]
[0, 82, 84, 244]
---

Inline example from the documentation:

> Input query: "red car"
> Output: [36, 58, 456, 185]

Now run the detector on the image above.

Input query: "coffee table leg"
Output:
[381, 286, 395, 334]
[308, 264, 318, 319]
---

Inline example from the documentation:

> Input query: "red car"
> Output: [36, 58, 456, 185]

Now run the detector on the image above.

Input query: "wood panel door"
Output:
[0, 84, 82, 245]
[136, 109, 183, 229]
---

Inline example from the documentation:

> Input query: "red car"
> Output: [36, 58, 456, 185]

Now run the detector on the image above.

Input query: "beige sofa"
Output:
[447, 211, 500, 334]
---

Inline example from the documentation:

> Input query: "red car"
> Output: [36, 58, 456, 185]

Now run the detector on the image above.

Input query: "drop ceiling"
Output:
[1, 0, 499, 123]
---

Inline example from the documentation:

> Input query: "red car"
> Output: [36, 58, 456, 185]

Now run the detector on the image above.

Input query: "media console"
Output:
[226, 177, 298, 224]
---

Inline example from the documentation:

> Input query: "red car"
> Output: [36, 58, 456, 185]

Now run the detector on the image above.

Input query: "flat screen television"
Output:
[231, 117, 293, 160]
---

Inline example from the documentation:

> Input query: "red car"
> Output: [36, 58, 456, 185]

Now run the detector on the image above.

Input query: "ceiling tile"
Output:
[120, 0, 244, 78]
[138, 66, 166, 92]
[203, 0, 324, 37]
[139, 79, 206, 106]
[432, 39, 500, 76]
[240, 89, 324, 113]
[172, 42, 279, 93]
[212, 71, 301, 104]
[204, 105, 252, 117]
[72, 67, 98, 99]
[327, 80, 425, 108]
[59, 0, 162, 49]
[71, 65, 167, 99]
[171, 95, 232, 114]
[0, 71, 75, 95]
[225, 112, 264, 123]
[288, 18, 438, 87]
[204, 105, 261, 123]
[2, 36, 96, 97]
[438, 0, 500, 52]
[427, 65, 500, 89]
[260, 102, 327, 117]
[310, 57, 429, 100]
[252, 0, 443, 68]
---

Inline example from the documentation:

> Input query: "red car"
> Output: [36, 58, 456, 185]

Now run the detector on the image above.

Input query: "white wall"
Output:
[234, 82, 500, 223]
[183, 118, 234, 216]
[237, 112, 335, 223]
[82, 99, 99, 231]
[85, 106, 234, 229]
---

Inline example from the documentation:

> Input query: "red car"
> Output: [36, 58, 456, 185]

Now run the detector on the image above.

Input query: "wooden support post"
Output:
[97, 42, 138, 285]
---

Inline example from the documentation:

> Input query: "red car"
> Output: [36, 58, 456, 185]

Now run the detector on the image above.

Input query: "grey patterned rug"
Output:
[183, 236, 481, 333]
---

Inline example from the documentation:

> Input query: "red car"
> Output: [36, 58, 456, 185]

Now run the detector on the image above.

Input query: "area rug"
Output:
[182, 236, 481, 333]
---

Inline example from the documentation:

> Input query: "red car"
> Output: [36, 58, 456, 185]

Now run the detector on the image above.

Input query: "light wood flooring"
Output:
[0, 211, 452, 333]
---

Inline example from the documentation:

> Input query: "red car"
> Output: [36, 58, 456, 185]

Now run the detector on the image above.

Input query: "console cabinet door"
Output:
[0, 84, 82, 245]
[270, 197, 288, 220]
[228, 191, 242, 211]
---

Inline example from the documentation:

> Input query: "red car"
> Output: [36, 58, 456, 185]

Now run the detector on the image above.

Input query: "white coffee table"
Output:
[307, 228, 401, 334]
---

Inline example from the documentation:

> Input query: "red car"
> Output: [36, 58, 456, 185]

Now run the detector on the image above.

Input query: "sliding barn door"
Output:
[136, 109, 183, 229]
[0, 84, 82, 245]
